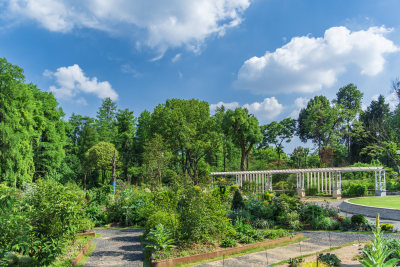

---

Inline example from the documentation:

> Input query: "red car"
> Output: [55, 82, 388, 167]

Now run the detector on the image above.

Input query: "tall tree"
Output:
[334, 84, 363, 162]
[31, 86, 67, 179]
[96, 97, 117, 143]
[133, 110, 152, 166]
[261, 118, 296, 163]
[298, 96, 341, 155]
[116, 108, 136, 182]
[0, 58, 37, 187]
[143, 133, 171, 185]
[222, 107, 263, 171]
[151, 99, 217, 183]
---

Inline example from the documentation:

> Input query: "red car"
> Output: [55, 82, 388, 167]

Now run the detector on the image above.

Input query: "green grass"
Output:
[349, 196, 400, 209]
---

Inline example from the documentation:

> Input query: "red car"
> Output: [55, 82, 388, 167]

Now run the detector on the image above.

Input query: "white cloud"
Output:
[210, 97, 283, 122]
[209, 101, 239, 112]
[236, 26, 399, 95]
[243, 97, 283, 121]
[44, 64, 118, 102]
[121, 64, 142, 78]
[290, 97, 309, 118]
[172, 53, 182, 63]
[7, 0, 251, 53]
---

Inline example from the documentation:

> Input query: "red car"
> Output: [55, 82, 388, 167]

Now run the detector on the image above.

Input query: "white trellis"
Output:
[211, 166, 386, 199]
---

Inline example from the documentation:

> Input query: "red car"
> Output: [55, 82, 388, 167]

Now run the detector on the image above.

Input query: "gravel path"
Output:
[195, 231, 400, 267]
[85, 228, 145, 267]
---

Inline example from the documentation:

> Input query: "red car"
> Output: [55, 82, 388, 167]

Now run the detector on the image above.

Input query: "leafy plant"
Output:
[289, 257, 304, 267]
[220, 237, 237, 248]
[145, 224, 175, 252]
[351, 214, 366, 226]
[360, 215, 400, 267]
[381, 223, 394, 232]
[318, 253, 341, 266]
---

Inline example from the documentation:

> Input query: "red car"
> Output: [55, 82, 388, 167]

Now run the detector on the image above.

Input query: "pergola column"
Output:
[297, 172, 306, 198]
[332, 171, 342, 199]
[375, 170, 387, 196]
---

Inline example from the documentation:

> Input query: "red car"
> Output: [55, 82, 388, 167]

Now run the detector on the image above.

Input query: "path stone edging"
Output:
[152, 234, 304, 267]
[339, 198, 400, 220]
[72, 240, 92, 266]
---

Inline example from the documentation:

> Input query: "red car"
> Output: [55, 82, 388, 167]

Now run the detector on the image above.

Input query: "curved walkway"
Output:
[195, 231, 400, 267]
[85, 228, 144, 267]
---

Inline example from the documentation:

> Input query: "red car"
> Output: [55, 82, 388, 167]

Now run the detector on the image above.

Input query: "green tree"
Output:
[96, 97, 117, 143]
[0, 58, 37, 187]
[151, 99, 217, 183]
[298, 96, 341, 158]
[31, 86, 67, 180]
[261, 118, 296, 164]
[85, 142, 119, 184]
[134, 110, 152, 165]
[143, 133, 172, 185]
[222, 107, 262, 171]
[116, 108, 136, 182]
[334, 84, 363, 162]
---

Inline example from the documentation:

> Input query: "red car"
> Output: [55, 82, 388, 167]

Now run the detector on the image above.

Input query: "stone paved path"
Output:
[195, 232, 400, 267]
[85, 228, 144, 267]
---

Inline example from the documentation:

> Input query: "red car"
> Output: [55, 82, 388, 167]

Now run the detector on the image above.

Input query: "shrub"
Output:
[311, 216, 331, 230]
[230, 184, 239, 192]
[23, 180, 93, 265]
[220, 237, 237, 248]
[248, 199, 274, 220]
[228, 209, 251, 223]
[306, 186, 318, 196]
[286, 211, 301, 230]
[381, 223, 394, 232]
[263, 191, 275, 202]
[145, 211, 178, 234]
[351, 214, 366, 226]
[85, 202, 107, 226]
[178, 188, 230, 243]
[289, 257, 304, 267]
[234, 218, 263, 244]
[343, 183, 367, 197]
[318, 253, 341, 266]
[231, 190, 245, 210]
[300, 204, 323, 223]
[251, 218, 272, 229]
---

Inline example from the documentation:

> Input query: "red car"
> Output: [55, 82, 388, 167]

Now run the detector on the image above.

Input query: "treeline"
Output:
[1, 58, 400, 188]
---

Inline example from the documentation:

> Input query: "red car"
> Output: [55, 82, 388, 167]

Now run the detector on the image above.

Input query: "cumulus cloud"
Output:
[210, 97, 283, 122]
[236, 26, 399, 95]
[44, 64, 118, 103]
[7, 0, 251, 52]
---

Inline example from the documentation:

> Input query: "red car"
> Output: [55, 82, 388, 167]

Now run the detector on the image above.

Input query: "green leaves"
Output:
[145, 224, 176, 252]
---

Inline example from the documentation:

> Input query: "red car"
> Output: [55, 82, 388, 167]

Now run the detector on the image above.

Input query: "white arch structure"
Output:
[211, 166, 387, 199]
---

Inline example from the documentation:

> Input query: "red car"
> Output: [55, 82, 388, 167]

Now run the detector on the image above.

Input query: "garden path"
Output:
[85, 228, 144, 267]
[195, 231, 400, 267]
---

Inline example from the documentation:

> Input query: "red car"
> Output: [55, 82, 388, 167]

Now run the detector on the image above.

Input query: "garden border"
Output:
[339, 198, 400, 220]
[72, 240, 92, 266]
[151, 234, 304, 267]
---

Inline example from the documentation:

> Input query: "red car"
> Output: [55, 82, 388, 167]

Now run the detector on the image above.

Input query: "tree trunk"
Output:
[83, 173, 87, 192]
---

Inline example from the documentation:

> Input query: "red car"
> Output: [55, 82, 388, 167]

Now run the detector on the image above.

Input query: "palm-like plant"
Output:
[361, 215, 399, 267]
[145, 224, 175, 252]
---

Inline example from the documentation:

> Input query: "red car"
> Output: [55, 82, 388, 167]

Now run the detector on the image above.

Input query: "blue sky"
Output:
[1, 0, 400, 152]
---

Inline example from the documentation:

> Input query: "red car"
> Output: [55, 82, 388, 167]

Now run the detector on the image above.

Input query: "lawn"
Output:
[349, 196, 400, 209]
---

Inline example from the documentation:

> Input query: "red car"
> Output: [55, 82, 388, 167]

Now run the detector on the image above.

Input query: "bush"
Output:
[230, 184, 239, 192]
[311, 216, 331, 230]
[231, 190, 245, 210]
[220, 237, 237, 248]
[299, 204, 323, 223]
[248, 199, 274, 220]
[251, 218, 272, 229]
[318, 253, 341, 266]
[263, 191, 275, 202]
[381, 223, 394, 232]
[145, 211, 178, 234]
[234, 218, 263, 244]
[178, 188, 230, 243]
[351, 214, 366, 226]
[343, 183, 367, 197]
[228, 209, 251, 223]
[24, 180, 93, 265]
[85, 202, 107, 226]
[306, 186, 318, 196]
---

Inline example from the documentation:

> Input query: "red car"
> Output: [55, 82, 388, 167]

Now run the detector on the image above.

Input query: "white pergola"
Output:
[211, 166, 387, 198]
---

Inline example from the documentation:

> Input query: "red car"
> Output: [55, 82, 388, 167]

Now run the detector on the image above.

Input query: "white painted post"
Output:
[302, 172, 305, 189]
[329, 172, 331, 194]
[384, 171, 386, 191]
[307, 172, 310, 188]
[317, 172, 320, 192]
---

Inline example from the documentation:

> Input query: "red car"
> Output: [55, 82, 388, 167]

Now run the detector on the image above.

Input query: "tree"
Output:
[116, 109, 136, 182]
[134, 110, 152, 165]
[222, 107, 263, 171]
[298, 96, 341, 156]
[151, 99, 218, 183]
[96, 97, 117, 143]
[334, 84, 363, 162]
[261, 118, 296, 163]
[143, 133, 172, 185]
[31, 86, 67, 180]
[85, 142, 119, 185]
[0, 58, 37, 187]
